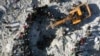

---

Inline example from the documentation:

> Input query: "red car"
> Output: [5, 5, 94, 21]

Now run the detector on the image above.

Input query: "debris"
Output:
[0, 0, 100, 56]
[5, 22, 20, 28]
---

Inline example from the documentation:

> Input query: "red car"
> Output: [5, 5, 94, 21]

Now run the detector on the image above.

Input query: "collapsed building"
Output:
[0, 0, 100, 56]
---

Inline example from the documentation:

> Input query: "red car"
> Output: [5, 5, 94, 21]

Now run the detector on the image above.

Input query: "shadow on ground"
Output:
[48, 5, 67, 19]
[79, 4, 100, 27]
[0, 9, 4, 20]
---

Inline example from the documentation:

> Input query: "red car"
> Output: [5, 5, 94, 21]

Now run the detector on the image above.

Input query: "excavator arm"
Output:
[47, 15, 72, 29]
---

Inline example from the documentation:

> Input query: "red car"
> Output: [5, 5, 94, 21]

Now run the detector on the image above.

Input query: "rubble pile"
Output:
[0, 0, 100, 56]
[0, 0, 32, 56]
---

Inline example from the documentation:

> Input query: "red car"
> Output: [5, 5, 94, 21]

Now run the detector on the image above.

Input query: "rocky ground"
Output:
[0, 0, 100, 56]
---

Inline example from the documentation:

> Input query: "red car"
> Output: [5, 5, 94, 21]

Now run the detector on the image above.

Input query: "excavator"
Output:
[47, 2, 91, 29]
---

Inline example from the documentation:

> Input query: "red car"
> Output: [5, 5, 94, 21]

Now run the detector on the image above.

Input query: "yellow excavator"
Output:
[47, 2, 91, 29]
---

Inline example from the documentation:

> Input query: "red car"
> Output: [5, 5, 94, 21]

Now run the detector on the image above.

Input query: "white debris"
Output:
[38, 0, 50, 7]
[70, 33, 77, 42]
[26, 7, 33, 12]
[6, 22, 20, 27]
[5, 43, 12, 53]
[81, 24, 89, 31]
[55, 27, 65, 37]
[0, 5, 6, 13]
[94, 37, 100, 51]
[94, 37, 100, 44]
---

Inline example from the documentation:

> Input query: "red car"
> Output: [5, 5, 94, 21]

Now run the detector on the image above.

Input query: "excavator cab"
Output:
[71, 11, 82, 24]
[70, 3, 91, 24]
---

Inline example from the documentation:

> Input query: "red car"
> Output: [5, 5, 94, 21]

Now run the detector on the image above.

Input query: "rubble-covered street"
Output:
[0, 0, 100, 56]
